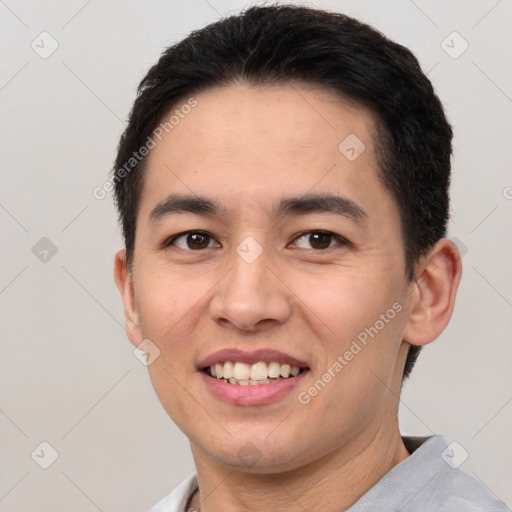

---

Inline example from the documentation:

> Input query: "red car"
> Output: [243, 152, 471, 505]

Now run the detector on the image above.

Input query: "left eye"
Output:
[290, 231, 345, 250]
[168, 231, 220, 250]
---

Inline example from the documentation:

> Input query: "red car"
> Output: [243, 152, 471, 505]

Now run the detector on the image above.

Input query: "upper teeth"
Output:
[211, 361, 301, 380]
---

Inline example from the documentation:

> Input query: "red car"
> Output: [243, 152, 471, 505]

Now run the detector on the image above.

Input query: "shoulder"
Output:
[349, 435, 510, 512]
[426, 463, 510, 511]
[402, 436, 510, 511]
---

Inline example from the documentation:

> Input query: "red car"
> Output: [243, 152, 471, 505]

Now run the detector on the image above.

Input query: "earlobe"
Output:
[402, 238, 462, 347]
[114, 249, 142, 346]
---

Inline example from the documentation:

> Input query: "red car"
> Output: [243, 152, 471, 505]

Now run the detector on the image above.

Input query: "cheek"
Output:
[135, 270, 206, 427]
[294, 270, 399, 341]
[129, 250, 209, 420]
[293, 269, 407, 393]
[134, 267, 206, 357]
[294, 272, 405, 423]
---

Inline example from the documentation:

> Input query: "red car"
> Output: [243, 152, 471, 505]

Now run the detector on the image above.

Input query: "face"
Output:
[117, 82, 416, 472]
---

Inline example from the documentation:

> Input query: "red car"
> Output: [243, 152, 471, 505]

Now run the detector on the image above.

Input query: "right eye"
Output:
[165, 231, 221, 251]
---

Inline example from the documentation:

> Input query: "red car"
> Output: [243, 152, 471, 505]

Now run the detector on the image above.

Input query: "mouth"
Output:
[198, 348, 310, 385]
[202, 361, 309, 386]
[197, 348, 310, 404]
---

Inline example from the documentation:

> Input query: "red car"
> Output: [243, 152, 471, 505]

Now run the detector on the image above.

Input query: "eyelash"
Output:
[163, 230, 351, 251]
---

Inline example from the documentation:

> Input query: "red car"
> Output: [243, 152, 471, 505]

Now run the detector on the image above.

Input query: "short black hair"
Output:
[112, 4, 453, 380]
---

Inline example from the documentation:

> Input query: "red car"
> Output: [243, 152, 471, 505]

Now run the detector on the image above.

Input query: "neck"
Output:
[188, 420, 409, 512]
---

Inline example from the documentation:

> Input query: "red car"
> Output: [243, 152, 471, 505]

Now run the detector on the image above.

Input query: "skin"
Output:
[115, 82, 461, 511]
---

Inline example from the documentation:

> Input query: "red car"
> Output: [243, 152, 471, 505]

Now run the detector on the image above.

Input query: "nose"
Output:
[209, 247, 292, 332]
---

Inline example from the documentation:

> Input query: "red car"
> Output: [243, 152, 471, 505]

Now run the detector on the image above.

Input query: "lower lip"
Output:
[200, 370, 309, 406]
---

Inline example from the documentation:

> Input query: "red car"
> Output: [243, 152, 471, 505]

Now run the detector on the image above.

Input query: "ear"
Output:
[114, 249, 142, 347]
[403, 238, 462, 346]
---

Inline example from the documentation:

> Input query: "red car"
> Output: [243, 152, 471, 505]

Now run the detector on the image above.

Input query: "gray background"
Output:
[1, 0, 511, 510]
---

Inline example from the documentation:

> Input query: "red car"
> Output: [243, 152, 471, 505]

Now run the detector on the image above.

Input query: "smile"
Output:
[198, 348, 310, 405]
[204, 361, 306, 385]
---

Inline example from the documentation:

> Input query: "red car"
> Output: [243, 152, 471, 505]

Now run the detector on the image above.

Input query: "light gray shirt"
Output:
[148, 435, 510, 511]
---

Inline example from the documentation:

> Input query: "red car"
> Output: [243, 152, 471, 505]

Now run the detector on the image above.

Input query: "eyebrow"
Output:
[149, 194, 224, 224]
[148, 193, 367, 225]
[273, 193, 367, 223]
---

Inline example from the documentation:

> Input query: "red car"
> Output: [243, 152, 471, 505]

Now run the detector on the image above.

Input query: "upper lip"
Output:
[198, 348, 309, 369]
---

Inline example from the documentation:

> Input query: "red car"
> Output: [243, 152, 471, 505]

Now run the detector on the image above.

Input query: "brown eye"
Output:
[291, 230, 346, 250]
[186, 233, 210, 249]
[308, 232, 332, 249]
[168, 231, 219, 250]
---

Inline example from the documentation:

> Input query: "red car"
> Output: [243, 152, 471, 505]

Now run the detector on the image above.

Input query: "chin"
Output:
[193, 431, 315, 474]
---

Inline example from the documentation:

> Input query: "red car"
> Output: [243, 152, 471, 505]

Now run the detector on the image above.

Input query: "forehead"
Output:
[154, 82, 376, 159]
[139, 82, 395, 222]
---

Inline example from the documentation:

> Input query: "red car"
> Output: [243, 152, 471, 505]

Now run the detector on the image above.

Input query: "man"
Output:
[112, 4, 508, 511]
